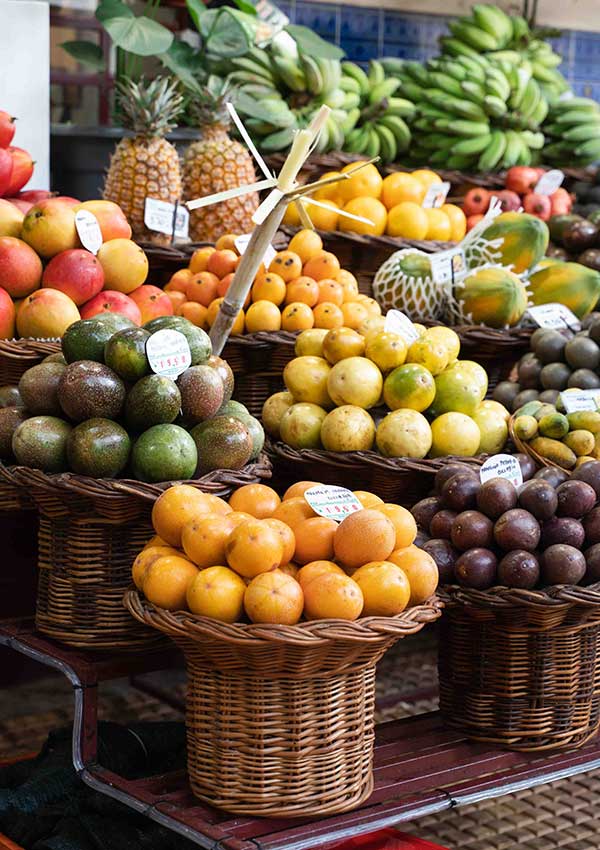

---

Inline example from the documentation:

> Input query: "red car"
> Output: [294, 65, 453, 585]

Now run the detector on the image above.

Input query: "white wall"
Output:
[0, 1, 50, 190]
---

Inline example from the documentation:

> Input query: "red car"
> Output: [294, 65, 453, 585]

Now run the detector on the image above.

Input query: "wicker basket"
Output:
[222, 330, 297, 416]
[509, 414, 563, 471]
[0, 457, 271, 650]
[0, 339, 61, 385]
[125, 590, 442, 817]
[438, 583, 600, 751]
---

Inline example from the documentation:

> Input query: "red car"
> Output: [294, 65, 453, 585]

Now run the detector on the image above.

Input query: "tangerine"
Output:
[263, 517, 296, 564]
[227, 510, 255, 527]
[252, 272, 286, 305]
[352, 561, 411, 616]
[279, 561, 299, 578]
[386, 202, 429, 239]
[244, 570, 304, 625]
[313, 170, 345, 204]
[283, 480, 321, 500]
[336, 269, 360, 301]
[388, 546, 439, 604]
[333, 508, 396, 569]
[143, 555, 198, 610]
[293, 516, 337, 564]
[340, 301, 369, 330]
[132, 545, 179, 589]
[288, 229, 323, 263]
[353, 491, 384, 508]
[381, 174, 425, 209]
[338, 162, 383, 202]
[166, 268, 192, 294]
[186, 565, 246, 622]
[271, 496, 316, 530]
[178, 301, 208, 329]
[151, 485, 216, 547]
[305, 199, 339, 230]
[285, 276, 319, 307]
[206, 297, 244, 334]
[166, 290, 187, 311]
[411, 169, 441, 189]
[424, 208, 452, 241]
[303, 251, 341, 281]
[303, 572, 364, 620]
[204, 494, 233, 516]
[313, 302, 344, 329]
[245, 300, 282, 332]
[229, 483, 281, 518]
[207, 249, 238, 279]
[297, 559, 345, 588]
[281, 302, 315, 332]
[144, 534, 169, 549]
[283, 202, 301, 226]
[378, 504, 417, 548]
[226, 519, 284, 578]
[181, 513, 236, 568]
[359, 297, 381, 318]
[440, 203, 467, 242]
[340, 197, 387, 237]
[215, 233, 238, 251]
[217, 273, 237, 299]
[269, 250, 303, 281]
[316, 278, 344, 306]
[189, 246, 215, 274]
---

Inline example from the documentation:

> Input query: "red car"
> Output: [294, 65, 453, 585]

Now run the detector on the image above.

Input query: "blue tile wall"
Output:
[283, 2, 600, 93]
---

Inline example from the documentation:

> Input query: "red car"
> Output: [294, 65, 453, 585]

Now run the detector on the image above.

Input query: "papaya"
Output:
[564, 429, 595, 457]
[398, 253, 431, 278]
[538, 412, 569, 439]
[481, 212, 549, 274]
[456, 266, 528, 328]
[530, 436, 576, 468]
[513, 414, 538, 441]
[528, 262, 600, 319]
[567, 411, 600, 434]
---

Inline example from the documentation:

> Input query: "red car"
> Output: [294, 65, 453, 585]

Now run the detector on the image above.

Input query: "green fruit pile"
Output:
[513, 399, 600, 470]
[543, 97, 600, 167]
[0, 314, 264, 484]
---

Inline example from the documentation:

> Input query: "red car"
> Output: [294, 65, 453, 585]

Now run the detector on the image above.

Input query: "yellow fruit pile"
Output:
[283, 164, 466, 242]
[133, 482, 439, 624]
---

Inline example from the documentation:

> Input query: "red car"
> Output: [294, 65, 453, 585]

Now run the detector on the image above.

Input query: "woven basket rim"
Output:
[0, 338, 61, 355]
[439, 581, 600, 608]
[125, 589, 443, 645]
[508, 414, 565, 471]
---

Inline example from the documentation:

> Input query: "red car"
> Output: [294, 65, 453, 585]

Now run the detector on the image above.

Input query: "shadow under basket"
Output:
[125, 591, 443, 817]
[438, 583, 600, 752]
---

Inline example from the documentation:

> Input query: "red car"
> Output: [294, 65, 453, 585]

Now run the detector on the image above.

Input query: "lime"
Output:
[429, 362, 485, 417]
[383, 363, 436, 412]
[429, 413, 481, 458]
[407, 337, 449, 376]
[376, 409, 432, 458]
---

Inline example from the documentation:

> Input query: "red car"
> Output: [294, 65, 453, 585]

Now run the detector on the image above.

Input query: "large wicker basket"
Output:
[509, 414, 564, 471]
[0, 457, 271, 650]
[221, 330, 297, 416]
[0, 339, 61, 385]
[125, 590, 442, 817]
[438, 583, 600, 751]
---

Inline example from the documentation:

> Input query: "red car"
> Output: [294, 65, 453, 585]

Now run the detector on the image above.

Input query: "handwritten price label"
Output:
[422, 181, 451, 209]
[75, 210, 103, 254]
[527, 303, 581, 331]
[234, 233, 276, 268]
[534, 169, 564, 196]
[144, 198, 189, 239]
[480, 454, 523, 488]
[560, 389, 600, 413]
[146, 329, 191, 380]
[304, 485, 363, 522]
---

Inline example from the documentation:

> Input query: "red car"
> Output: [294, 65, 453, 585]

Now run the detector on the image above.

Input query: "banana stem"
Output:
[360, 99, 388, 123]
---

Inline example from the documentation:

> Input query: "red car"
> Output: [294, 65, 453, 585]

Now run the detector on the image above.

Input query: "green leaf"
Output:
[61, 40, 106, 71]
[185, 0, 206, 33]
[232, 0, 257, 16]
[201, 8, 252, 57]
[103, 15, 174, 56]
[285, 24, 344, 59]
[160, 41, 205, 92]
[96, 0, 133, 23]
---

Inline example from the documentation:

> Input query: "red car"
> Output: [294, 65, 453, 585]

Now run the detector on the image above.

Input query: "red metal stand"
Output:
[2, 618, 600, 850]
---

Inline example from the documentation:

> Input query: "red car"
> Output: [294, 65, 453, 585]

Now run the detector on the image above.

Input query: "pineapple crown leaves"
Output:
[186, 75, 238, 129]
[116, 76, 185, 138]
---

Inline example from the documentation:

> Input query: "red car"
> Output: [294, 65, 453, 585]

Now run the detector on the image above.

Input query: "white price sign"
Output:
[534, 169, 564, 196]
[527, 303, 581, 331]
[480, 454, 523, 488]
[422, 181, 451, 209]
[304, 485, 363, 522]
[234, 233, 277, 269]
[560, 390, 600, 413]
[75, 210, 103, 255]
[384, 309, 420, 344]
[146, 329, 191, 380]
[144, 198, 189, 239]
[429, 247, 466, 285]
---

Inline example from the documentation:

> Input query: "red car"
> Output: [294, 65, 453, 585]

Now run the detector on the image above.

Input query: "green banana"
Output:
[322, 88, 345, 109]
[510, 15, 530, 41]
[477, 129, 507, 170]
[554, 96, 600, 111]
[483, 94, 508, 118]
[380, 57, 406, 77]
[575, 138, 600, 159]
[341, 108, 361, 135]
[436, 118, 490, 137]
[461, 80, 486, 104]
[518, 77, 541, 121]
[440, 60, 468, 82]
[378, 114, 411, 151]
[403, 60, 430, 86]
[429, 72, 463, 98]
[440, 37, 481, 60]
[368, 59, 385, 87]
[563, 122, 600, 142]
[369, 78, 401, 103]
[401, 81, 425, 102]
[520, 130, 545, 149]
[451, 133, 493, 155]
[455, 55, 487, 81]
[364, 126, 381, 158]
[444, 96, 488, 121]
[301, 54, 324, 96]
[472, 4, 512, 47]
[556, 109, 600, 125]
[231, 56, 276, 83]
[340, 75, 361, 94]
[341, 91, 361, 110]
[386, 97, 416, 118]
[449, 20, 500, 52]
[502, 129, 525, 168]
[272, 56, 306, 92]
[485, 66, 511, 101]
[341, 62, 370, 97]
[374, 123, 397, 163]
[447, 152, 478, 169]
[344, 125, 369, 154]
[529, 96, 549, 126]
[246, 46, 276, 74]
[261, 125, 296, 151]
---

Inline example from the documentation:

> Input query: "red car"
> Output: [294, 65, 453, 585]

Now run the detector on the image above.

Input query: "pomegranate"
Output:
[550, 187, 573, 216]
[495, 189, 521, 212]
[523, 192, 552, 221]
[462, 187, 490, 217]
[505, 166, 539, 195]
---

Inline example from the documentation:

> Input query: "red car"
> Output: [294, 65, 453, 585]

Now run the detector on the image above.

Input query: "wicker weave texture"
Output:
[0, 339, 61, 385]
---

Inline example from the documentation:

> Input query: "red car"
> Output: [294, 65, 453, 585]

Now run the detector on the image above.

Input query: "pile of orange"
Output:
[283, 163, 466, 242]
[133, 481, 439, 625]
[162, 230, 382, 334]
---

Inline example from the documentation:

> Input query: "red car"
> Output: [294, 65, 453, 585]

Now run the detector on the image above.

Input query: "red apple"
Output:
[0, 198, 24, 237]
[494, 189, 521, 212]
[523, 192, 552, 221]
[0, 113, 16, 149]
[21, 199, 79, 258]
[42, 248, 104, 305]
[76, 200, 132, 241]
[17, 288, 80, 338]
[5, 198, 32, 214]
[80, 290, 141, 325]
[550, 187, 573, 216]
[462, 187, 490, 217]
[0, 236, 42, 297]
[129, 284, 174, 324]
[0, 149, 13, 196]
[466, 214, 484, 231]
[0, 286, 15, 338]
[505, 166, 539, 195]
[17, 189, 55, 203]
[4, 148, 34, 195]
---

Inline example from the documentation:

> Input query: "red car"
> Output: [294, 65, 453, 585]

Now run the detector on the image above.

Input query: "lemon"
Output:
[366, 331, 408, 373]
[424, 208, 452, 241]
[383, 363, 436, 412]
[382, 172, 425, 207]
[440, 203, 467, 242]
[478, 399, 510, 423]
[386, 202, 429, 239]
[472, 405, 509, 454]
[376, 409, 432, 458]
[423, 326, 461, 362]
[294, 328, 328, 357]
[407, 337, 449, 376]
[430, 412, 480, 458]
[340, 197, 387, 236]
[339, 162, 383, 201]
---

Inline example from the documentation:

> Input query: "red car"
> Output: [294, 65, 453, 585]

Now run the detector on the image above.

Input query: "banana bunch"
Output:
[543, 97, 600, 166]
[338, 59, 415, 162]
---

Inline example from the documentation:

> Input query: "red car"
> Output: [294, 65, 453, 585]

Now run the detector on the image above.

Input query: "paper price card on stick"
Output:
[560, 390, 600, 413]
[146, 330, 191, 380]
[534, 169, 564, 196]
[234, 233, 277, 269]
[480, 454, 523, 488]
[527, 303, 581, 331]
[144, 198, 189, 239]
[75, 210, 103, 255]
[422, 182, 451, 209]
[304, 485, 363, 521]
[429, 247, 466, 285]
[384, 310, 420, 344]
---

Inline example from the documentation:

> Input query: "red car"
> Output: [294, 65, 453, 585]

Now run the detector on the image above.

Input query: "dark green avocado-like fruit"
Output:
[125, 374, 182, 432]
[131, 424, 197, 482]
[62, 314, 135, 364]
[144, 316, 212, 365]
[58, 361, 126, 422]
[104, 327, 151, 382]
[18, 362, 66, 416]
[66, 418, 131, 478]
[190, 416, 253, 473]
[12, 415, 72, 472]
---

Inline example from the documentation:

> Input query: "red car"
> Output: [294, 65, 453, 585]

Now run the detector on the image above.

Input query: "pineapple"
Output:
[183, 77, 258, 242]
[104, 76, 184, 246]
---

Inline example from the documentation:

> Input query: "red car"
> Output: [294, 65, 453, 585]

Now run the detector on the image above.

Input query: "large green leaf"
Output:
[160, 41, 205, 92]
[61, 40, 106, 71]
[185, 0, 206, 33]
[201, 8, 252, 57]
[285, 24, 344, 59]
[103, 15, 174, 56]
[96, 0, 133, 23]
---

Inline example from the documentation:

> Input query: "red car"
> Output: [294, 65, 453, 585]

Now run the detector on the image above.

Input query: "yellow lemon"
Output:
[424, 208, 452, 241]
[386, 202, 429, 239]
[381, 173, 425, 208]
[339, 161, 383, 201]
[340, 197, 387, 236]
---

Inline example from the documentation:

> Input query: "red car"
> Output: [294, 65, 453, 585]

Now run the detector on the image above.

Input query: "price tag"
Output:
[144, 198, 189, 239]
[146, 329, 192, 380]
[527, 303, 581, 331]
[480, 454, 523, 488]
[304, 485, 363, 522]
[560, 389, 600, 413]
[234, 233, 276, 269]
[384, 309, 420, 344]
[429, 246, 466, 285]
[534, 169, 564, 196]
[422, 181, 451, 209]
[75, 210, 103, 255]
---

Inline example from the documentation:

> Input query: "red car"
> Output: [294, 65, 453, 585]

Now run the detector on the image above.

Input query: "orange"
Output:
[333, 508, 396, 569]
[340, 301, 369, 330]
[217, 272, 238, 299]
[143, 555, 198, 611]
[340, 198, 387, 237]
[132, 545, 178, 589]
[269, 250, 302, 282]
[225, 519, 284, 578]
[377, 504, 417, 548]
[166, 290, 187, 311]
[336, 269, 360, 301]
[381, 173, 425, 209]
[204, 494, 233, 516]
[312, 170, 345, 204]
[303, 251, 341, 282]
[151, 485, 217, 547]
[440, 203, 467, 242]
[271, 496, 316, 530]
[411, 169, 441, 190]
[166, 268, 192, 294]
[283, 480, 321, 500]
[388, 546, 439, 605]
[252, 272, 286, 305]
[283, 202, 301, 227]
[313, 302, 344, 329]
[303, 572, 364, 620]
[206, 297, 245, 334]
[293, 516, 337, 565]
[181, 513, 236, 568]
[279, 561, 299, 578]
[144, 534, 169, 549]
[424, 208, 452, 241]
[244, 569, 304, 625]
[386, 202, 429, 239]
[316, 278, 344, 306]
[359, 296, 381, 318]
[189, 246, 215, 274]
[227, 510, 256, 527]
[297, 559, 345, 588]
[187, 271, 220, 307]
[352, 561, 411, 616]
[305, 199, 339, 231]
[281, 302, 315, 332]
[339, 162, 383, 202]
[288, 229, 323, 263]
[286, 276, 319, 307]
[186, 565, 246, 622]
[215, 233, 238, 251]
[245, 300, 282, 332]
[229, 483, 281, 518]
[178, 301, 208, 329]
[263, 517, 296, 565]
[322, 327, 365, 364]
[207, 249, 238, 279]
[353, 491, 384, 508]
